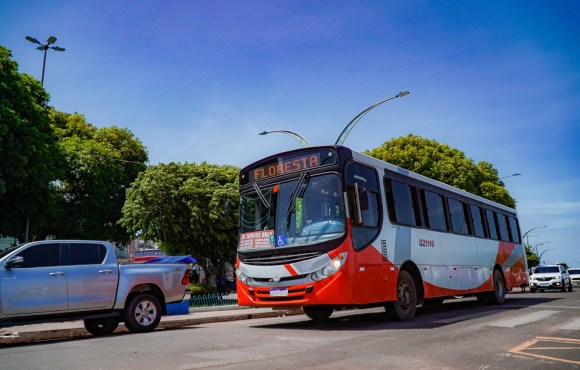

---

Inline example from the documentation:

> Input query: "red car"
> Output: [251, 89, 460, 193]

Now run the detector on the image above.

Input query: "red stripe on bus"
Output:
[284, 264, 299, 276]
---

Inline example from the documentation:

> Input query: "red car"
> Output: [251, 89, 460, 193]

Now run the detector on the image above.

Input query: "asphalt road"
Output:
[1, 290, 579, 369]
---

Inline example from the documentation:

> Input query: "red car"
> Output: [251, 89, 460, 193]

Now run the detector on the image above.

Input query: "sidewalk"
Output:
[0, 306, 304, 345]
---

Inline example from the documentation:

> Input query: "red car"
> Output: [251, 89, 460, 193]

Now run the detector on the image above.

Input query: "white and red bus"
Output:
[236, 145, 528, 320]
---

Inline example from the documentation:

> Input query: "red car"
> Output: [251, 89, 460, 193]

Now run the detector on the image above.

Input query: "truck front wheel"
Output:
[83, 317, 119, 336]
[123, 293, 162, 333]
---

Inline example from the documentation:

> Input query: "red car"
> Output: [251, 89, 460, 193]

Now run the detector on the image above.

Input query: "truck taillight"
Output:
[181, 270, 191, 285]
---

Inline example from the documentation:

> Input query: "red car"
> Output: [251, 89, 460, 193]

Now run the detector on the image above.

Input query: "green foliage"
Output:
[365, 134, 516, 208]
[525, 245, 540, 268]
[0, 46, 63, 240]
[188, 283, 218, 296]
[120, 162, 240, 266]
[49, 110, 148, 243]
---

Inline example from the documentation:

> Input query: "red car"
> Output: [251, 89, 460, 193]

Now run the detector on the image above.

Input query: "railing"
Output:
[190, 292, 238, 308]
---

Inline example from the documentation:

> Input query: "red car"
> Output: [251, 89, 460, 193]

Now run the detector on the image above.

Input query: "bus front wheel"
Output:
[303, 306, 334, 321]
[385, 270, 417, 321]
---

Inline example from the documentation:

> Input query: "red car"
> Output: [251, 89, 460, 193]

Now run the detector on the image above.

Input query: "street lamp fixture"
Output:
[522, 225, 547, 247]
[25, 35, 65, 85]
[259, 130, 311, 148]
[499, 173, 522, 180]
[335, 91, 409, 146]
[538, 248, 554, 264]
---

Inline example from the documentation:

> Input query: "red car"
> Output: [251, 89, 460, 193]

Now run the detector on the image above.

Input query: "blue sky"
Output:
[2, 1, 579, 265]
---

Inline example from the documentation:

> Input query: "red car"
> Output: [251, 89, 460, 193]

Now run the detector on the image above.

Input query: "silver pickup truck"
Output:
[0, 240, 189, 336]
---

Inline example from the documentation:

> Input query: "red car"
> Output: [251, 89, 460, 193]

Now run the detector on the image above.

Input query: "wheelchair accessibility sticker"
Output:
[276, 234, 287, 247]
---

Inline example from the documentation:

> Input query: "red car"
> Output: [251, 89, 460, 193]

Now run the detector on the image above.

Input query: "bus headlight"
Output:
[310, 253, 346, 282]
[236, 268, 253, 286]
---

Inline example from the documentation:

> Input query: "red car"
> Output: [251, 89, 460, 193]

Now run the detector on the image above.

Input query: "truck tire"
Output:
[83, 317, 119, 336]
[123, 293, 162, 333]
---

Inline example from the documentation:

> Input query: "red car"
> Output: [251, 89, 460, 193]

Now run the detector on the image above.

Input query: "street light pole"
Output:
[538, 249, 553, 264]
[335, 91, 410, 146]
[25, 35, 65, 85]
[499, 173, 522, 180]
[23, 36, 65, 243]
[259, 130, 311, 148]
[522, 225, 547, 248]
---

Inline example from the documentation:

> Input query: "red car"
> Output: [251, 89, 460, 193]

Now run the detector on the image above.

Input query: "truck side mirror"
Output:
[5, 256, 23, 269]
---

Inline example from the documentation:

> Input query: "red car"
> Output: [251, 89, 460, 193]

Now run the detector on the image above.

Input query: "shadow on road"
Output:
[253, 294, 563, 332]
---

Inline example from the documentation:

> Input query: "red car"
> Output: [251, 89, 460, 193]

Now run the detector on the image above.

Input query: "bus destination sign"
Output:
[249, 153, 321, 182]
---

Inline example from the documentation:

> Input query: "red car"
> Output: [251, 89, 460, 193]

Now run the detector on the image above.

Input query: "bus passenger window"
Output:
[385, 179, 421, 226]
[448, 198, 470, 235]
[422, 190, 448, 231]
[470, 205, 487, 238]
[508, 216, 521, 243]
[497, 213, 510, 241]
[485, 210, 498, 240]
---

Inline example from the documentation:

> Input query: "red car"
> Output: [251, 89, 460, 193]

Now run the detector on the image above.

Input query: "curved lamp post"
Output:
[522, 225, 547, 247]
[538, 248, 553, 264]
[499, 173, 522, 180]
[335, 91, 409, 146]
[25, 35, 65, 85]
[259, 130, 311, 148]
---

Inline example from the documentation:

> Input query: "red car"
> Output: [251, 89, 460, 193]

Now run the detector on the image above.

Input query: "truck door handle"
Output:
[173, 266, 184, 272]
[98, 269, 113, 274]
[49, 272, 65, 277]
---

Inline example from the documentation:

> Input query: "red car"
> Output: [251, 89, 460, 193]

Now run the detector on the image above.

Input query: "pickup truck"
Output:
[0, 240, 190, 336]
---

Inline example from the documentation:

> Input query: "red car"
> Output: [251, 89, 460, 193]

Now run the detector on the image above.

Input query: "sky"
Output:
[1, 1, 579, 265]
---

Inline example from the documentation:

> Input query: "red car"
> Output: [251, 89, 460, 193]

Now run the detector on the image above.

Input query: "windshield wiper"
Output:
[252, 182, 270, 209]
[286, 173, 310, 226]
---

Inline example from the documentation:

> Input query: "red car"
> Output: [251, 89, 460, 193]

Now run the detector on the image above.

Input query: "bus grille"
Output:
[243, 251, 322, 265]
[253, 274, 308, 283]
[253, 287, 307, 302]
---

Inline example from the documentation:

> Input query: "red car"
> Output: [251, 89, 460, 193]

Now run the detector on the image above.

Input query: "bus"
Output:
[236, 145, 528, 321]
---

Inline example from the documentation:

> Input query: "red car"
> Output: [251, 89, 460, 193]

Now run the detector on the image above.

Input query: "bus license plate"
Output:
[270, 288, 288, 297]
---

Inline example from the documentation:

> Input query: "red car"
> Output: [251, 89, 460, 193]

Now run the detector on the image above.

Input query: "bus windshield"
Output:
[239, 173, 345, 251]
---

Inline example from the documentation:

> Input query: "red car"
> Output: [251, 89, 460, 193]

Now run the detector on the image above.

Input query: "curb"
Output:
[0, 309, 303, 345]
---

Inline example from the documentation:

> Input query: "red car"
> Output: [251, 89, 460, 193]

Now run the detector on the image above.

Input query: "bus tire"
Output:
[303, 306, 334, 321]
[486, 269, 506, 305]
[385, 270, 417, 321]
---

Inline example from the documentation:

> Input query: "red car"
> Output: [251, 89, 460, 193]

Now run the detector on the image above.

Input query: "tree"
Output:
[0, 46, 63, 240]
[365, 134, 516, 207]
[49, 110, 148, 242]
[525, 245, 540, 268]
[119, 162, 240, 270]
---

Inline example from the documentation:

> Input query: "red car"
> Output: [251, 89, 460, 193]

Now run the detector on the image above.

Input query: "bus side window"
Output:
[508, 216, 521, 243]
[497, 213, 510, 241]
[448, 198, 471, 235]
[470, 205, 487, 238]
[485, 209, 499, 240]
[421, 190, 448, 231]
[384, 178, 421, 226]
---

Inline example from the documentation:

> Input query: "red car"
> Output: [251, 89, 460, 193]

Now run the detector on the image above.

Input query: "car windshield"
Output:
[239, 173, 345, 250]
[567, 269, 580, 274]
[534, 266, 560, 274]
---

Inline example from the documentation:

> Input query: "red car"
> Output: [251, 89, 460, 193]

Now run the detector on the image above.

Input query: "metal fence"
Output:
[190, 292, 238, 307]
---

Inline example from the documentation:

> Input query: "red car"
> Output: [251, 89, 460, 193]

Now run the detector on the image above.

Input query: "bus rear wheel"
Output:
[486, 269, 506, 304]
[303, 306, 334, 321]
[385, 271, 417, 321]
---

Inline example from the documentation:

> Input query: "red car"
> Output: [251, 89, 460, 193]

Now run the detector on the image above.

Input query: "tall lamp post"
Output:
[522, 225, 547, 247]
[538, 249, 554, 264]
[259, 130, 311, 148]
[25, 35, 65, 85]
[499, 173, 521, 180]
[335, 91, 409, 146]
[23, 36, 65, 243]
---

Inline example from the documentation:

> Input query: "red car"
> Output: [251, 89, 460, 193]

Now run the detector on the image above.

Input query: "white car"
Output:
[529, 265, 573, 293]
[568, 268, 580, 288]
